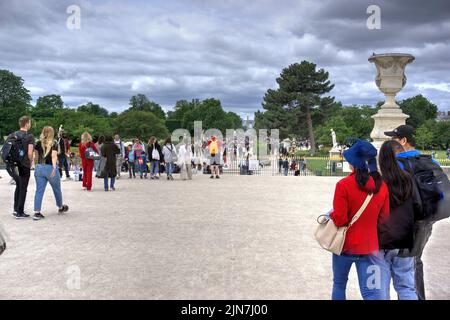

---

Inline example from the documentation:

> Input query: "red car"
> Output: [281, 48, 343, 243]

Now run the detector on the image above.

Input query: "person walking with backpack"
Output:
[100, 136, 120, 191]
[148, 137, 163, 180]
[384, 125, 449, 300]
[377, 140, 422, 300]
[208, 136, 221, 179]
[3, 116, 36, 219]
[162, 137, 177, 180]
[329, 139, 390, 300]
[33, 126, 69, 220]
[114, 134, 125, 179]
[78, 132, 98, 191]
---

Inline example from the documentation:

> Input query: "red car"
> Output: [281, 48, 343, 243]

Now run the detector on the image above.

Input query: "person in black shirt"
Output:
[11, 116, 35, 219]
[33, 126, 69, 220]
[58, 131, 71, 179]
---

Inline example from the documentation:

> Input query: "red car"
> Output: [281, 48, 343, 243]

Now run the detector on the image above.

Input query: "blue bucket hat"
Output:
[343, 139, 378, 172]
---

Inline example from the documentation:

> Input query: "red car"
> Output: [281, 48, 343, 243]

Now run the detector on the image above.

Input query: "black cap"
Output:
[384, 125, 415, 140]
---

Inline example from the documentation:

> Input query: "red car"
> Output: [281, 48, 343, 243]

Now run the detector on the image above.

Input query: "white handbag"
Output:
[314, 194, 373, 255]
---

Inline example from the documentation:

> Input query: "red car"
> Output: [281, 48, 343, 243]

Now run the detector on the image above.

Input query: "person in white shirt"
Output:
[162, 137, 178, 181]
[178, 137, 193, 180]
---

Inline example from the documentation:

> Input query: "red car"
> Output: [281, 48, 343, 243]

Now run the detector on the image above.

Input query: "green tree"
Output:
[129, 94, 166, 119]
[114, 110, 169, 140]
[31, 94, 64, 119]
[399, 95, 438, 129]
[77, 102, 109, 117]
[0, 70, 31, 138]
[260, 61, 335, 154]
[415, 121, 435, 150]
[181, 98, 242, 134]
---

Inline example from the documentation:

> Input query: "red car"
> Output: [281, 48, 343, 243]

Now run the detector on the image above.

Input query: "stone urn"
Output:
[368, 53, 415, 149]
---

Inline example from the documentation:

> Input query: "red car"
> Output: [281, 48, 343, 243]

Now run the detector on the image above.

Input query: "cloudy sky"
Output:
[1, 0, 449, 118]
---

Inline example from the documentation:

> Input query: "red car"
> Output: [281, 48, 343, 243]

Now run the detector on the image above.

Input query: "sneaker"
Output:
[58, 205, 69, 214]
[33, 212, 45, 220]
[15, 213, 30, 219]
[215, 175, 220, 179]
[155, 176, 159, 180]
[12, 211, 17, 217]
[170, 175, 174, 181]
[167, 176, 170, 180]
[210, 175, 214, 179]
[111, 187, 116, 191]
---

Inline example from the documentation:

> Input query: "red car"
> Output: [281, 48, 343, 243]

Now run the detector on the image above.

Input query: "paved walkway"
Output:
[0, 170, 449, 299]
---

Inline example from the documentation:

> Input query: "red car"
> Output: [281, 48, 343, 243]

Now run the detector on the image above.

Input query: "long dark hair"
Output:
[355, 168, 383, 194]
[379, 140, 413, 207]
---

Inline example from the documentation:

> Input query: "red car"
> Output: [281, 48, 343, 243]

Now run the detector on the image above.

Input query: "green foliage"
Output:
[167, 98, 242, 134]
[399, 94, 438, 129]
[415, 119, 450, 150]
[314, 105, 378, 146]
[257, 61, 335, 154]
[114, 110, 169, 140]
[77, 102, 109, 117]
[32, 95, 64, 119]
[129, 94, 166, 119]
[0, 70, 32, 138]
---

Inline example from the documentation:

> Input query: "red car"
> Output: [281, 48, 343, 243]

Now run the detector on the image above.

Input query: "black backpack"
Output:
[398, 154, 450, 222]
[1, 131, 27, 166]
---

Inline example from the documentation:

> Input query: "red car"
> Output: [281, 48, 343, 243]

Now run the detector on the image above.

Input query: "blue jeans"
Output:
[372, 250, 418, 300]
[332, 253, 383, 300]
[151, 160, 160, 175]
[34, 164, 63, 212]
[166, 162, 174, 177]
[104, 176, 116, 190]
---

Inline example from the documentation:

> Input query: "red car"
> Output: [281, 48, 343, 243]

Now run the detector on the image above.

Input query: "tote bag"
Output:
[314, 194, 373, 255]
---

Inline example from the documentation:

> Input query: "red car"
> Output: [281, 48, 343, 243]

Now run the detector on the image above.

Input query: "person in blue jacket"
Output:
[384, 124, 439, 300]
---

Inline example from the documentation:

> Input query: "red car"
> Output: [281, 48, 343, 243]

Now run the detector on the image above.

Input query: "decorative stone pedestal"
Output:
[368, 53, 415, 149]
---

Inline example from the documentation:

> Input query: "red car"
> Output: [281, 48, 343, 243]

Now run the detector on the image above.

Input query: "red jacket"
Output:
[330, 172, 390, 255]
[78, 142, 98, 164]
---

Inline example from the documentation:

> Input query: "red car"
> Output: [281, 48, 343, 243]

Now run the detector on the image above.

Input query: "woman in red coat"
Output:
[329, 139, 390, 300]
[78, 132, 98, 191]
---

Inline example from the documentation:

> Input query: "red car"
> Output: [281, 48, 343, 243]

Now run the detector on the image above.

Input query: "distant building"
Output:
[437, 111, 450, 122]
[242, 116, 254, 129]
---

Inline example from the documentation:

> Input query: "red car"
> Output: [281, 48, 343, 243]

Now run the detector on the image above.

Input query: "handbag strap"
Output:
[348, 193, 373, 227]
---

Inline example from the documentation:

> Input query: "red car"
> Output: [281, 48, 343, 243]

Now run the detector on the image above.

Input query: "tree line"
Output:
[0, 70, 243, 144]
[254, 61, 449, 152]
[1, 65, 448, 151]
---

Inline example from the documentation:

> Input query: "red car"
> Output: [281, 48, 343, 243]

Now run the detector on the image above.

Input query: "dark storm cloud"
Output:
[0, 0, 448, 116]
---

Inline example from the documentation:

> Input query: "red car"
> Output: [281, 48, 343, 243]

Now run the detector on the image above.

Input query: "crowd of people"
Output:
[2, 117, 449, 300]
[2, 116, 228, 220]
[326, 125, 449, 300]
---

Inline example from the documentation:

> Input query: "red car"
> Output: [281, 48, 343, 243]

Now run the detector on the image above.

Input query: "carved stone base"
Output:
[370, 105, 409, 149]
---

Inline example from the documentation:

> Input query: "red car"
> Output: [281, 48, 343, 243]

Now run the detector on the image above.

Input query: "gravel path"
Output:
[0, 170, 449, 299]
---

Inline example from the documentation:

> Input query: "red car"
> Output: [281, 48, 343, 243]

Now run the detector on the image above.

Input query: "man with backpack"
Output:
[2, 116, 35, 219]
[385, 124, 450, 300]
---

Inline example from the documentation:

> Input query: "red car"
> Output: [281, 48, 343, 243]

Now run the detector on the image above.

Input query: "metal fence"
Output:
[219, 156, 349, 177]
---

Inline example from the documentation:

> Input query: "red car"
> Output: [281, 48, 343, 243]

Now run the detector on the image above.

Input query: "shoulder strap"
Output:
[349, 193, 373, 227]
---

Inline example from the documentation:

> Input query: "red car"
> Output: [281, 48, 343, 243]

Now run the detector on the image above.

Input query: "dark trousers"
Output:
[8, 164, 30, 214]
[58, 154, 70, 178]
[414, 220, 434, 300]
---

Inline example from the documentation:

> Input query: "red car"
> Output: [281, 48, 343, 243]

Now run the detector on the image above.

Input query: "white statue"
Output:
[330, 129, 338, 148]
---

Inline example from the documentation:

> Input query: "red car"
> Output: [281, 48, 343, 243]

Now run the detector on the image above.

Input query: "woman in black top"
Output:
[377, 140, 421, 300]
[33, 126, 69, 220]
